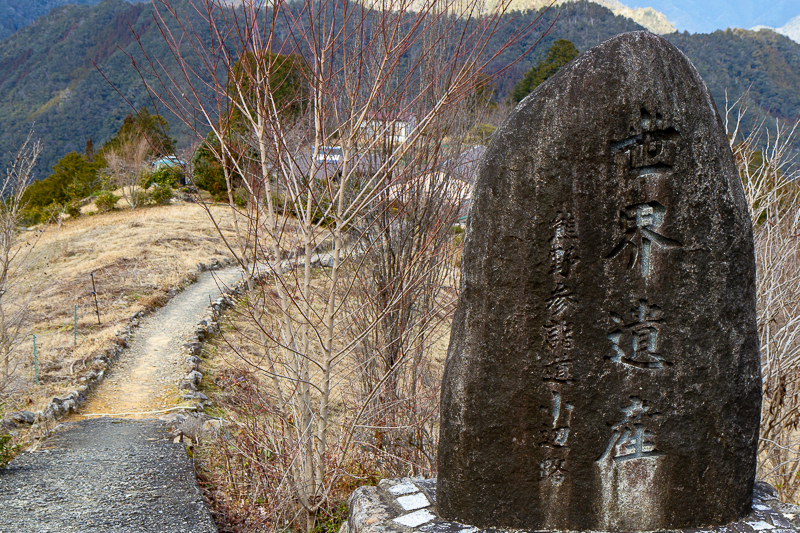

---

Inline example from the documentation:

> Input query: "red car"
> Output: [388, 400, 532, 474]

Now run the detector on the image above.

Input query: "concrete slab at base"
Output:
[346, 479, 800, 533]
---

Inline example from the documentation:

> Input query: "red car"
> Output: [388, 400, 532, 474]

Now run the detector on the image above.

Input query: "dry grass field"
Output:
[190, 263, 456, 531]
[0, 201, 239, 417]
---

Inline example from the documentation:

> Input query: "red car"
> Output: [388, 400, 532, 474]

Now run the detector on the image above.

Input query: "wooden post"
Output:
[91, 273, 101, 325]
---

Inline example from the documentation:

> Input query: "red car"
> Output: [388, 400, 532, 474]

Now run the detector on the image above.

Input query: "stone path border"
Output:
[0, 258, 235, 436]
[176, 275, 246, 407]
[346, 479, 800, 533]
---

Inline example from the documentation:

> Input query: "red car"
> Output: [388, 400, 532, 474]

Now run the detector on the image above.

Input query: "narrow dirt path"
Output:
[76, 267, 242, 418]
[0, 267, 244, 532]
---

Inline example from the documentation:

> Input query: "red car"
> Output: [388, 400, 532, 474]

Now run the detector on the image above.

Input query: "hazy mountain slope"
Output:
[591, 0, 674, 34]
[753, 15, 800, 45]
[779, 15, 800, 43]
[505, 0, 674, 33]
[619, 0, 800, 34]
[0, 0, 150, 175]
[0, 0, 102, 41]
[0, 0, 204, 177]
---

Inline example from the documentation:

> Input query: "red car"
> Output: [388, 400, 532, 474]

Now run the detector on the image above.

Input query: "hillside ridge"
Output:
[0, 0, 798, 177]
[752, 15, 800, 45]
[507, 0, 675, 34]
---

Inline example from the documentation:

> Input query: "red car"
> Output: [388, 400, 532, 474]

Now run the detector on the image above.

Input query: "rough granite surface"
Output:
[437, 31, 760, 531]
[0, 418, 216, 533]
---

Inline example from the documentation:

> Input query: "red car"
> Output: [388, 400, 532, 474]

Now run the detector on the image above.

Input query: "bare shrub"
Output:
[0, 131, 53, 399]
[728, 98, 800, 501]
[104, 136, 151, 209]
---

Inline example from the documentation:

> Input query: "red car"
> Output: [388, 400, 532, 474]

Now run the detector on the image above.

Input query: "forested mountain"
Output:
[0, 0, 103, 41]
[502, 0, 674, 34]
[0, 0, 202, 177]
[495, 3, 800, 142]
[487, 2, 647, 96]
[1, 0, 799, 178]
[668, 28, 800, 121]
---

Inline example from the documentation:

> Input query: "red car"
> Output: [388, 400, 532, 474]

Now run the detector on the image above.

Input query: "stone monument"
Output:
[437, 31, 760, 531]
[345, 31, 770, 533]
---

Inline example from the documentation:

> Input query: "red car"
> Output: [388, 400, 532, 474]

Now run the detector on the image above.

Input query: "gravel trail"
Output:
[78, 267, 243, 417]
[0, 418, 216, 532]
[0, 267, 243, 532]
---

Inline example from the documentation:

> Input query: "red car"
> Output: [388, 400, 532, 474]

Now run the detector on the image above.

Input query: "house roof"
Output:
[152, 156, 185, 168]
[281, 150, 379, 181]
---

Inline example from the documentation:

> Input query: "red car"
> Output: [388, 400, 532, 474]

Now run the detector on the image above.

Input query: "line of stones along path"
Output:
[0, 267, 243, 533]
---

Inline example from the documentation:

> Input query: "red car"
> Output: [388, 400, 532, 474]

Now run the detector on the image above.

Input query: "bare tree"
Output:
[345, 115, 478, 476]
[104, 136, 151, 209]
[727, 98, 800, 502]
[0, 132, 51, 398]
[125, 0, 549, 527]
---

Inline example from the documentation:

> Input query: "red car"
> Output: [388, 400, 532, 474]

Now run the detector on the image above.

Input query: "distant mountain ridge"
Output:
[752, 15, 800, 45]
[780, 16, 800, 43]
[490, 0, 675, 34]
[0, 0, 799, 178]
[617, 0, 800, 35]
[0, 0, 101, 41]
[0, 0, 151, 42]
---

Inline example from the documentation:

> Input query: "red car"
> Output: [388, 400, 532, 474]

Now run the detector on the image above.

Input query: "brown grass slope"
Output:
[1, 202, 237, 418]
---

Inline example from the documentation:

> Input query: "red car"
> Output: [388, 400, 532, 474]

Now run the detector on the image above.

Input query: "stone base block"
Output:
[346, 479, 800, 533]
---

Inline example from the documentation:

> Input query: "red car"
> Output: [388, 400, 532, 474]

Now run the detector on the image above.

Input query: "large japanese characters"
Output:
[436, 32, 760, 531]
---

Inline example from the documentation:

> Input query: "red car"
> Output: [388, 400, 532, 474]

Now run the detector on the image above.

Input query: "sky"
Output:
[620, 0, 800, 34]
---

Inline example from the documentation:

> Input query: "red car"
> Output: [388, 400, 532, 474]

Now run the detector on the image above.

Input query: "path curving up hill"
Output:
[0, 267, 243, 533]
[78, 267, 243, 418]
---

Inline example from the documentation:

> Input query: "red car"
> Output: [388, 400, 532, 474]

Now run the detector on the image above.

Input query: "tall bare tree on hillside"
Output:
[104, 136, 151, 209]
[0, 132, 50, 398]
[125, 0, 549, 527]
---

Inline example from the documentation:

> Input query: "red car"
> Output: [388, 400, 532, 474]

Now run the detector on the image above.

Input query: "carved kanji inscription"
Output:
[606, 201, 681, 276]
[606, 299, 672, 370]
[599, 397, 663, 462]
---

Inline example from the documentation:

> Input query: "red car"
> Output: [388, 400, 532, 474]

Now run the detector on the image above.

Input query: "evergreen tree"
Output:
[22, 151, 103, 211]
[99, 107, 176, 157]
[85, 137, 95, 162]
[192, 132, 229, 202]
[511, 39, 579, 104]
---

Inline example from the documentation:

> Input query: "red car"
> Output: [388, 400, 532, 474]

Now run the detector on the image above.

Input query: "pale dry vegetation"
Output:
[0, 202, 238, 417]
[195, 270, 454, 532]
[727, 100, 800, 503]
